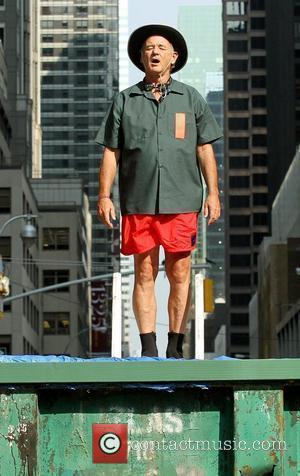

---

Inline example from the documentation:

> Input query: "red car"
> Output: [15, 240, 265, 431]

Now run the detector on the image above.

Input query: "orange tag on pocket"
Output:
[175, 113, 186, 139]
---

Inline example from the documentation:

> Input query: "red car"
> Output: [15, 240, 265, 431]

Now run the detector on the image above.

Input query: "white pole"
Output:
[195, 272, 205, 359]
[111, 272, 122, 358]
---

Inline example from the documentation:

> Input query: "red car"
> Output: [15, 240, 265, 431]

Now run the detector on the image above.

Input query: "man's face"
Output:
[140, 35, 178, 76]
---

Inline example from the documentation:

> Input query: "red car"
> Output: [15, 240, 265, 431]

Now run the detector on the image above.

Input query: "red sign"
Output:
[92, 424, 128, 464]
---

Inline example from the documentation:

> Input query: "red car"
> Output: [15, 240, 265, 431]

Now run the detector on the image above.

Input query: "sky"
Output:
[128, 0, 221, 83]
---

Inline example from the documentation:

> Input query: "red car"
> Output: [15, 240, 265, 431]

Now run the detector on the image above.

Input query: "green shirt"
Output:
[95, 79, 222, 215]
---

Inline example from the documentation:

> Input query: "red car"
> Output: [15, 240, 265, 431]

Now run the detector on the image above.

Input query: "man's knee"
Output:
[134, 251, 159, 285]
[166, 253, 191, 285]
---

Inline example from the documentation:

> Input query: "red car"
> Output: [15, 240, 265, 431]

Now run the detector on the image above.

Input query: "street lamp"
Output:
[0, 214, 38, 245]
[0, 214, 38, 314]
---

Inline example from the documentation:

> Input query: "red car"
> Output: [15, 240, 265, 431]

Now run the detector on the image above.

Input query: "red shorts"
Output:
[121, 213, 198, 255]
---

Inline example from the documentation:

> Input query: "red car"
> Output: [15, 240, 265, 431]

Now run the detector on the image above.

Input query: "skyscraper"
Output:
[0, 0, 41, 178]
[40, 1, 120, 354]
[224, 0, 269, 358]
[224, 0, 300, 358]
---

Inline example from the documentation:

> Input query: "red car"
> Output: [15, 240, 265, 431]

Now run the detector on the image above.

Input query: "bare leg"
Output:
[165, 251, 191, 333]
[132, 246, 159, 333]
[180, 283, 192, 333]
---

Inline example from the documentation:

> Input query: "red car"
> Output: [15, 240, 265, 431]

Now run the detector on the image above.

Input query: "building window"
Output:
[42, 48, 54, 56]
[229, 137, 249, 150]
[253, 134, 267, 147]
[251, 56, 266, 69]
[229, 175, 250, 188]
[252, 95, 266, 108]
[229, 195, 250, 207]
[230, 235, 250, 247]
[75, 6, 88, 16]
[227, 40, 248, 53]
[251, 17, 265, 29]
[43, 312, 70, 335]
[41, 6, 52, 14]
[74, 62, 87, 72]
[75, 75, 88, 86]
[74, 34, 88, 44]
[0, 237, 11, 259]
[228, 59, 248, 72]
[230, 254, 251, 267]
[76, 20, 88, 30]
[43, 228, 69, 250]
[43, 270, 70, 292]
[226, 20, 247, 33]
[253, 213, 268, 225]
[230, 215, 250, 227]
[75, 48, 88, 58]
[253, 173, 267, 186]
[252, 115, 266, 127]
[253, 193, 267, 205]
[228, 98, 249, 111]
[42, 34, 53, 42]
[253, 153, 267, 166]
[231, 314, 249, 326]
[226, 2, 248, 15]
[251, 36, 265, 50]
[250, 0, 265, 10]
[229, 117, 249, 130]
[228, 78, 248, 91]
[230, 294, 251, 306]
[74, 89, 89, 99]
[41, 20, 54, 29]
[230, 156, 249, 169]
[230, 274, 251, 286]
[0, 188, 10, 213]
[251, 76, 266, 88]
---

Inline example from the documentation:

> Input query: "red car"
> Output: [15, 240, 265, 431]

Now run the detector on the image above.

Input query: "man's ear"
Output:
[172, 51, 179, 65]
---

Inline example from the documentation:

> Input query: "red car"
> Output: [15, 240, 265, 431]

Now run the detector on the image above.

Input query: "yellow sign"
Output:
[204, 278, 214, 313]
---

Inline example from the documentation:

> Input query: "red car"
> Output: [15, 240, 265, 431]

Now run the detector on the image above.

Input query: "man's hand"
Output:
[203, 192, 221, 226]
[97, 197, 116, 229]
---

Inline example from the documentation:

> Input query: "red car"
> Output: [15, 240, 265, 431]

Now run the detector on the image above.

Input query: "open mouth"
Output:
[151, 58, 160, 65]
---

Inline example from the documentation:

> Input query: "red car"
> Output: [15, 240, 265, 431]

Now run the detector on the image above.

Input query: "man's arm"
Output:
[97, 146, 121, 228]
[196, 143, 221, 226]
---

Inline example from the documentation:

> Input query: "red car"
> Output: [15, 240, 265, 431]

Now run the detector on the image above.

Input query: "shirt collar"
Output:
[129, 78, 184, 97]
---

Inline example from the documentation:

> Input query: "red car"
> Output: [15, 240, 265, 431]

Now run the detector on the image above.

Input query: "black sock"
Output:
[177, 333, 185, 358]
[140, 332, 158, 357]
[166, 332, 182, 359]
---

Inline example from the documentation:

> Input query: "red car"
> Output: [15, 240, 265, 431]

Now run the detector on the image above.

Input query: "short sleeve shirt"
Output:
[95, 79, 223, 215]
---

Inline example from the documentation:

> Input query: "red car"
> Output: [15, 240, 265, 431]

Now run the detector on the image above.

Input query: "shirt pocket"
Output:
[122, 113, 154, 147]
[168, 112, 196, 141]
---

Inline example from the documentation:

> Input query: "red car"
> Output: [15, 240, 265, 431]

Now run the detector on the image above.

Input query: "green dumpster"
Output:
[0, 357, 299, 475]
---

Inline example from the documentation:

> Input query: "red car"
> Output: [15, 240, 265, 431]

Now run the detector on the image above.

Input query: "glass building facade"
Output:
[40, 1, 120, 354]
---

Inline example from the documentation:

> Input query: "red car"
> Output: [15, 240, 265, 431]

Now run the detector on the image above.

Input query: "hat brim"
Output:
[127, 24, 188, 74]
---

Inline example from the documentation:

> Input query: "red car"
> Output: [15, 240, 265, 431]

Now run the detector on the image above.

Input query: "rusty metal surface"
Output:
[0, 382, 299, 474]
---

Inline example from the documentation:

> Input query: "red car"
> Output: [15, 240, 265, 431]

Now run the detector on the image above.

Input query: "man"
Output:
[96, 25, 222, 358]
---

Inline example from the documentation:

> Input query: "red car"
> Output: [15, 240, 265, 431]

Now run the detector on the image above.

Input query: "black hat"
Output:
[127, 24, 188, 74]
